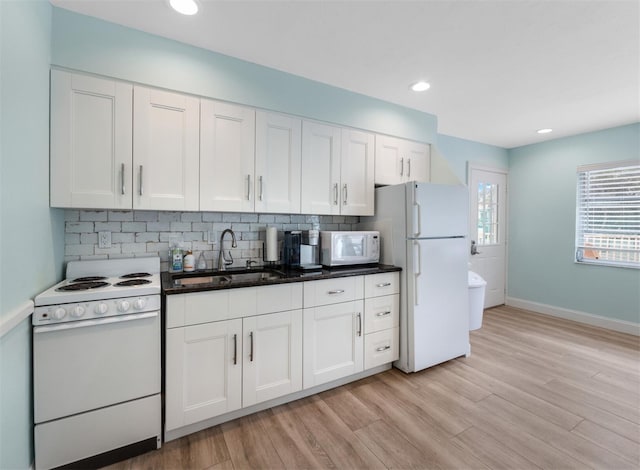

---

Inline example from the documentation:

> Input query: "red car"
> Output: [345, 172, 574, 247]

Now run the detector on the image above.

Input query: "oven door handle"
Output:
[33, 311, 158, 333]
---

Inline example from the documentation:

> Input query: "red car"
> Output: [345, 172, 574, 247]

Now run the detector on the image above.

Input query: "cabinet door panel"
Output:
[200, 100, 256, 212]
[165, 319, 242, 431]
[50, 70, 132, 209]
[301, 121, 341, 215]
[405, 141, 430, 183]
[133, 86, 199, 210]
[374, 134, 403, 186]
[243, 310, 302, 407]
[255, 112, 301, 213]
[341, 129, 374, 216]
[303, 300, 364, 389]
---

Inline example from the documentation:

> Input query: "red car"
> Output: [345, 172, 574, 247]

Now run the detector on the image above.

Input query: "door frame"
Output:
[467, 163, 509, 306]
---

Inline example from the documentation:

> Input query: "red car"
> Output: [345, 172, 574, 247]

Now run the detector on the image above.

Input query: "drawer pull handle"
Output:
[357, 312, 362, 337]
[376, 311, 392, 317]
[328, 289, 345, 295]
[249, 331, 254, 362]
[233, 333, 237, 365]
[376, 345, 391, 352]
[376, 282, 392, 288]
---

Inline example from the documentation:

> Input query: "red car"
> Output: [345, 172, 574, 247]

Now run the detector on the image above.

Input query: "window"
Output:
[476, 182, 500, 245]
[575, 160, 640, 268]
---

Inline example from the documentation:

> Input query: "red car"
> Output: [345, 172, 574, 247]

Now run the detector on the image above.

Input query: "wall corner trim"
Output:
[505, 297, 640, 336]
[0, 300, 34, 339]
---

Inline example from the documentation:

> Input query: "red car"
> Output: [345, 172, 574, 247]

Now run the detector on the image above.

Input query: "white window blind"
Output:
[575, 160, 640, 268]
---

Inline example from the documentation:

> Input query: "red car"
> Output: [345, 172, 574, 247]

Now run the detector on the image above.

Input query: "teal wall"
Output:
[508, 123, 640, 323]
[437, 133, 509, 183]
[0, 1, 63, 468]
[51, 7, 437, 145]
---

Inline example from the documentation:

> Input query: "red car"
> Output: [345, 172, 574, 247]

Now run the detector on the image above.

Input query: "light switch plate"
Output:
[98, 231, 111, 249]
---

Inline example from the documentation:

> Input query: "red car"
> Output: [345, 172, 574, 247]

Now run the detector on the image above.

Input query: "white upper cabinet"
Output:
[133, 86, 200, 211]
[341, 129, 375, 216]
[50, 70, 133, 209]
[200, 99, 256, 212]
[301, 121, 342, 215]
[375, 134, 430, 185]
[301, 122, 374, 216]
[255, 111, 302, 214]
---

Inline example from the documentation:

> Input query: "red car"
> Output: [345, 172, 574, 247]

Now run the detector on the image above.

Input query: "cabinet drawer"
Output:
[364, 327, 399, 369]
[364, 294, 399, 334]
[303, 276, 363, 307]
[256, 283, 303, 315]
[364, 272, 399, 298]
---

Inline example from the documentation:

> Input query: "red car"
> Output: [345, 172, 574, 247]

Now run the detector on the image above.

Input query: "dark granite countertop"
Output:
[162, 264, 401, 295]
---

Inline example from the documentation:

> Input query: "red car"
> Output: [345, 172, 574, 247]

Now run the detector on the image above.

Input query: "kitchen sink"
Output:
[172, 270, 284, 287]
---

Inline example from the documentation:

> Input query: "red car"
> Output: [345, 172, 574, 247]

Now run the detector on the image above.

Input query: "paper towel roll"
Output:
[265, 227, 278, 262]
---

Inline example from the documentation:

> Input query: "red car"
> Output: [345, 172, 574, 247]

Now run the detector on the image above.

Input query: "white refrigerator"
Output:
[361, 182, 469, 373]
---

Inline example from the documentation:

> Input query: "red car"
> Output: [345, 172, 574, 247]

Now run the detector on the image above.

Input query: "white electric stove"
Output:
[33, 257, 162, 469]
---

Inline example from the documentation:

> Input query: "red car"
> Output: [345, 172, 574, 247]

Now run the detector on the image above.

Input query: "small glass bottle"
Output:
[197, 251, 207, 270]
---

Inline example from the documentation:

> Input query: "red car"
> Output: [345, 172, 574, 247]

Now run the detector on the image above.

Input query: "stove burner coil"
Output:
[120, 272, 152, 279]
[71, 276, 108, 283]
[56, 281, 110, 291]
[115, 279, 152, 287]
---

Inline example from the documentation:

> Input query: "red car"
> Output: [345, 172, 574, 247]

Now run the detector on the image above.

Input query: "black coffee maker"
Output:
[283, 231, 302, 267]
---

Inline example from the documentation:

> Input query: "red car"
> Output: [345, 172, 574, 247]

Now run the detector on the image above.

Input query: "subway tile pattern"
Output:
[64, 210, 360, 272]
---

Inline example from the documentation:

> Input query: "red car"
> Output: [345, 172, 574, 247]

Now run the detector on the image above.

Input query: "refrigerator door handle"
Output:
[413, 241, 421, 306]
[413, 202, 421, 236]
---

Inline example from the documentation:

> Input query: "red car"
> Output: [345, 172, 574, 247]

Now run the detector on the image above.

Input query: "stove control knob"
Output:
[94, 303, 108, 315]
[133, 298, 147, 310]
[118, 300, 131, 313]
[52, 307, 67, 320]
[71, 305, 85, 318]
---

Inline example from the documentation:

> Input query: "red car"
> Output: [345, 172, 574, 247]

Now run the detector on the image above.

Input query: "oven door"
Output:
[34, 310, 160, 424]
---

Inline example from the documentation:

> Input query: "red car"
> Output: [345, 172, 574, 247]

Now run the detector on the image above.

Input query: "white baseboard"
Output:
[0, 300, 34, 339]
[505, 297, 640, 336]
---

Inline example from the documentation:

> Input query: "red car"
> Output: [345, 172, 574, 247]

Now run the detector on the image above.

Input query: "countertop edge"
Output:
[162, 264, 401, 295]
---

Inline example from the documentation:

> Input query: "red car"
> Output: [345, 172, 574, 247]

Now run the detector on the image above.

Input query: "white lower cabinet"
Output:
[165, 284, 303, 432]
[164, 272, 399, 436]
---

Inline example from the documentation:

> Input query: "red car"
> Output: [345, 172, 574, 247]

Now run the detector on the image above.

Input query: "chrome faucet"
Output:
[217, 229, 237, 271]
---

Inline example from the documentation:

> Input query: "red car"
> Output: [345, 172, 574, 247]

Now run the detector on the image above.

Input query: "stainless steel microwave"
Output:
[320, 231, 380, 266]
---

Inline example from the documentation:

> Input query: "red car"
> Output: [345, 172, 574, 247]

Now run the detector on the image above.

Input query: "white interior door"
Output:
[469, 165, 507, 307]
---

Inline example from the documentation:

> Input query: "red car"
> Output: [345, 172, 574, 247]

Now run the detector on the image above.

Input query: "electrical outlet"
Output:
[98, 231, 111, 249]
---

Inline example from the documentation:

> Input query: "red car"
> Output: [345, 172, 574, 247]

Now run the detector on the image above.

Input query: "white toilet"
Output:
[468, 271, 487, 330]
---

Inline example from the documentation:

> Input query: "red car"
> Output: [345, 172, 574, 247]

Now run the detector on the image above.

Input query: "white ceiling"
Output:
[50, 0, 639, 148]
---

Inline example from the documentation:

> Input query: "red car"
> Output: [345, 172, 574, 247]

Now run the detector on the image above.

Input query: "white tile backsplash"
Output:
[64, 210, 359, 272]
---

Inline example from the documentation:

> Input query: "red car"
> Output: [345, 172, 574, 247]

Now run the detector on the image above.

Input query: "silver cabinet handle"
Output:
[247, 174, 251, 200]
[259, 175, 263, 201]
[400, 157, 404, 176]
[139, 165, 144, 196]
[233, 333, 237, 365]
[357, 312, 362, 337]
[327, 289, 345, 295]
[121, 163, 125, 195]
[249, 331, 254, 362]
[376, 282, 391, 288]
[376, 311, 392, 317]
[333, 183, 338, 205]
[343, 184, 348, 205]
[376, 345, 391, 352]
[407, 158, 411, 178]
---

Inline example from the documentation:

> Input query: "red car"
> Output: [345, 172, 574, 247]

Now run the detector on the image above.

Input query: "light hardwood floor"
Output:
[106, 306, 640, 469]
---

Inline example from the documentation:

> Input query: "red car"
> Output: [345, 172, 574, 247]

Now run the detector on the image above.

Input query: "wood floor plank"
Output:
[451, 425, 542, 470]
[354, 419, 431, 469]
[319, 386, 380, 431]
[289, 395, 386, 469]
[263, 402, 336, 469]
[221, 410, 285, 469]
[478, 393, 636, 469]
[571, 419, 640, 465]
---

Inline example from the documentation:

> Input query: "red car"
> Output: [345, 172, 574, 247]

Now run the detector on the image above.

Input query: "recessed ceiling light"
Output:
[169, 0, 199, 15]
[410, 81, 431, 92]
[537, 128, 553, 134]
